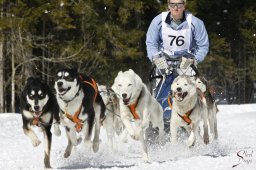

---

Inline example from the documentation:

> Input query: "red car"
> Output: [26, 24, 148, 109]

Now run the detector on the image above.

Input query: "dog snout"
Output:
[34, 105, 40, 111]
[57, 81, 63, 87]
[122, 93, 127, 99]
[177, 87, 182, 92]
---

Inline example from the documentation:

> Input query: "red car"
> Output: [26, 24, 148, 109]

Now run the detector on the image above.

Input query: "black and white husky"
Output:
[54, 68, 105, 158]
[20, 77, 61, 169]
[195, 76, 218, 140]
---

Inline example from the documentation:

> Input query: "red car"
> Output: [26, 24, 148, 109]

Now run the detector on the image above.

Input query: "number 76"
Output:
[168, 35, 185, 46]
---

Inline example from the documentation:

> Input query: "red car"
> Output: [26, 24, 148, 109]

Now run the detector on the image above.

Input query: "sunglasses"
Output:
[168, 3, 184, 9]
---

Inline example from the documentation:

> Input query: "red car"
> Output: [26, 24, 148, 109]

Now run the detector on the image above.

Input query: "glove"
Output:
[179, 56, 196, 70]
[153, 56, 168, 70]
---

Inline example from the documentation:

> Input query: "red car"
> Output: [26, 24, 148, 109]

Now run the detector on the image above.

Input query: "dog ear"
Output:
[117, 71, 123, 77]
[201, 76, 208, 86]
[26, 77, 35, 84]
[134, 71, 143, 86]
[111, 71, 122, 94]
[128, 69, 135, 75]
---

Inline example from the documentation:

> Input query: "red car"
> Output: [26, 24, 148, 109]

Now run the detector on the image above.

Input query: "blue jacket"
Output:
[146, 11, 209, 63]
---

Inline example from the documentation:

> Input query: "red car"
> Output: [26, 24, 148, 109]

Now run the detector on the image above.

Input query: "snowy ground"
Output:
[0, 104, 256, 170]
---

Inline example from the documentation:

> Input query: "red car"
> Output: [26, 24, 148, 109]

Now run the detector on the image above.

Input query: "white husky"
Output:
[170, 75, 209, 146]
[112, 69, 164, 161]
[195, 76, 218, 140]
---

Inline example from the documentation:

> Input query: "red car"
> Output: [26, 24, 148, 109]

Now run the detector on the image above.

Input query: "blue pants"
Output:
[154, 74, 175, 120]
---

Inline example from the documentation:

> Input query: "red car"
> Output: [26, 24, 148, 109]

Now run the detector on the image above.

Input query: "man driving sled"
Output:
[145, 0, 209, 136]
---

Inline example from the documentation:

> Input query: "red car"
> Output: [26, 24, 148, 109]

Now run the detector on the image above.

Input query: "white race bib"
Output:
[162, 12, 192, 54]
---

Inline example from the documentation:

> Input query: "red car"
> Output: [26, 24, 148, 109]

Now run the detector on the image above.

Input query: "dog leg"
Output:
[214, 120, 218, 140]
[122, 116, 136, 140]
[64, 138, 73, 158]
[120, 128, 128, 143]
[43, 126, 52, 168]
[23, 125, 41, 147]
[63, 126, 82, 158]
[68, 127, 79, 146]
[187, 123, 197, 147]
[53, 110, 61, 136]
[83, 122, 93, 147]
[151, 121, 165, 145]
[203, 118, 209, 145]
[157, 120, 165, 145]
[139, 130, 149, 162]
[92, 116, 101, 153]
[170, 121, 178, 145]
[105, 117, 115, 150]
[53, 123, 61, 136]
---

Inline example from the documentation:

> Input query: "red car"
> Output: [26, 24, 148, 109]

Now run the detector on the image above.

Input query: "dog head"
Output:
[98, 85, 118, 106]
[195, 76, 207, 93]
[54, 68, 80, 101]
[98, 85, 110, 104]
[171, 75, 197, 102]
[23, 77, 50, 117]
[112, 69, 143, 105]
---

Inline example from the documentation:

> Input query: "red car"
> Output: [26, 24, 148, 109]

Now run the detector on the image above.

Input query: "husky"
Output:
[98, 85, 125, 150]
[54, 68, 105, 158]
[20, 77, 61, 169]
[170, 75, 209, 146]
[112, 69, 164, 161]
[195, 76, 218, 140]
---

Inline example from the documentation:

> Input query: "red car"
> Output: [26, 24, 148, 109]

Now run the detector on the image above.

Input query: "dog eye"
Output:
[128, 84, 132, 86]
[57, 72, 62, 77]
[185, 84, 188, 86]
[64, 72, 69, 77]
[118, 84, 122, 87]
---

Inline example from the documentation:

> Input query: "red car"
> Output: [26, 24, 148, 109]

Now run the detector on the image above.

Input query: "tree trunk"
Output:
[11, 40, 15, 113]
[0, 40, 4, 113]
[0, 3, 4, 113]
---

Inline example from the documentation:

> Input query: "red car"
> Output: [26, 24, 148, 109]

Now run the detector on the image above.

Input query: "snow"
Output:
[1, 104, 256, 170]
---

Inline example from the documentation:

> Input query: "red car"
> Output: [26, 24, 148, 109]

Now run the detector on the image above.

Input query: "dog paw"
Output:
[130, 134, 140, 141]
[187, 137, 195, 147]
[92, 141, 99, 153]
[142, 153, 150, 163]
[44, 160, 51, 169]
[64, 151, 71, 158]
[77, 136, 82, 145]
[32, 139, 41, 147]
[203, 136, 209, 144]
[130, 130, 140, 141]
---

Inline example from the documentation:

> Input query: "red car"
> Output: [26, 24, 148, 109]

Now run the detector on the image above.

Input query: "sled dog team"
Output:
[20, 68, 218, 168]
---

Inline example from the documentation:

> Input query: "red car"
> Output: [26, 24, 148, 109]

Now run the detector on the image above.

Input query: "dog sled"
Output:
[147, 51, 199, 143]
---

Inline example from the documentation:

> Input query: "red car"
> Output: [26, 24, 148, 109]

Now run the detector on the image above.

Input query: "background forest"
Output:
[0, 0, 255, 113]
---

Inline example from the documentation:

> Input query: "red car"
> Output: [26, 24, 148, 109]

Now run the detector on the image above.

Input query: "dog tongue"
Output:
[59, 88, 65, 93]
[123, 98, 130, 105]
[34, 112, 41, 117]
[178, 92, 183, 98]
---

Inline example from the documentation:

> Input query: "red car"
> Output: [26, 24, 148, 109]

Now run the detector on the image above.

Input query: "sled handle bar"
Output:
[148, 62, 200, 82]
[149, 65, 162, 82]
[148, 57, 181, 82]
[190, 63, 200, 76]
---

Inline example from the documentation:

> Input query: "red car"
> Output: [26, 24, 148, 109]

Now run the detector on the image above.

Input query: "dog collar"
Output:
[128, 90, 143, 120]
[61, 90, 80, 103]
[64, 103, 83, 132]
[177, 110, 193, 125]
